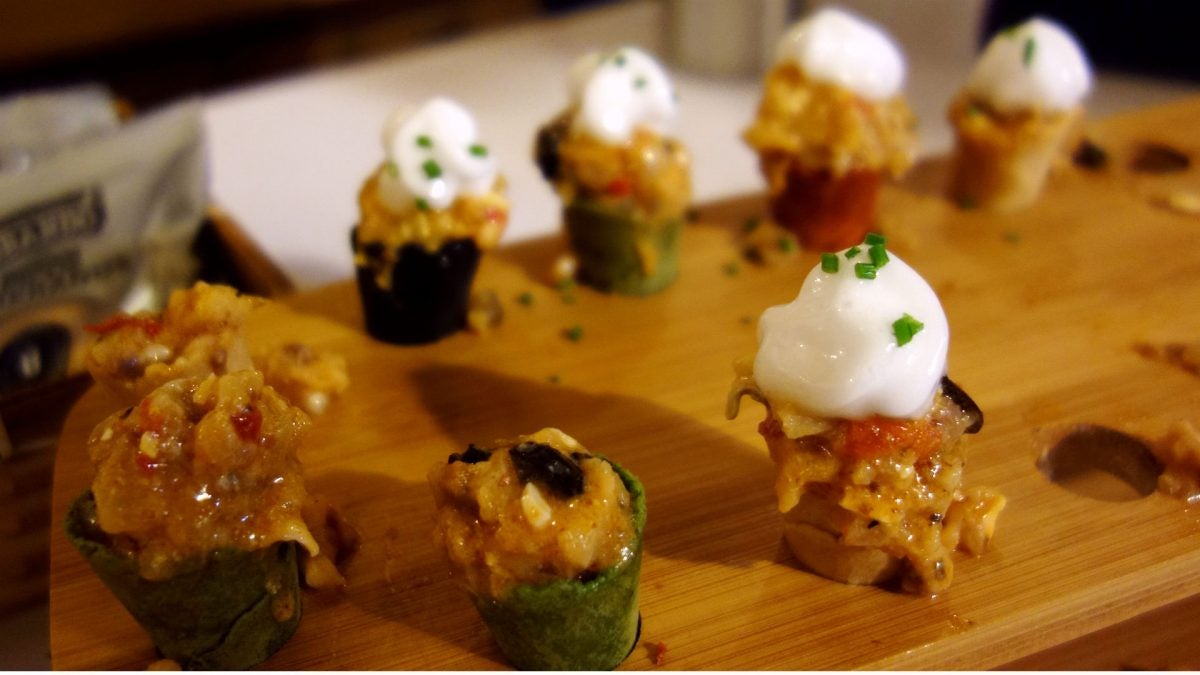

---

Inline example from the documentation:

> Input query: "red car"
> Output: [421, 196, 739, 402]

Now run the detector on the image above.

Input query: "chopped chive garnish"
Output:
[854, 262, 877, 279]
[865, 232, 886, 246]
[742, 217, 760, 233]
[555, 278, 575, 292]
[723, 261, 741, 276]
[821, 253, 840, 273]
[892, 313, 925, 347]
[517, 291, 534, 306]
[415, 197, 430, 211]
[1002, 230, 1021, 244]
[634, 76, 647, 89]
[739, 315, 753, 325]
[422, 159, 442, 179]
[384, 161, 399, 177]
[778, 237, 796, 253]
[416, 135, 433, 149]
[845, 246, 862, 259]
[868, 243, 889, 268]
[564, 325, 584, 342]
[469, 143, 488, 157]
[957, 195, 979, 210]
[614, 52, 627, 66]
[547, 374, 561, 384]
[1022, 37, 1036, 67]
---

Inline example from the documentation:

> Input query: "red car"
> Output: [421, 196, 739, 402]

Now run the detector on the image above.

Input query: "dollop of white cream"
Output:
[753, 243, 948, 420]
[774, 7, 906, 101]
[568, 46, 678, 144]
[965, 17, 1092, 114]
[377, 97, 498, 212]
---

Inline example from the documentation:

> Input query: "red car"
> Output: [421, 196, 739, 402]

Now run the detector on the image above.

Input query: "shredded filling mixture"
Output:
[428, 428, 635, 599]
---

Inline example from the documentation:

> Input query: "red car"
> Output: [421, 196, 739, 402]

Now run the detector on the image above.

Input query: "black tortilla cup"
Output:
[352, 228, 481, 345]
[471, 458, 646, 670]
[64, 491, 302, 670]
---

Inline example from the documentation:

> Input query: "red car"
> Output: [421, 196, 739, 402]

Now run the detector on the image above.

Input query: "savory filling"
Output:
[537, 113, 692, 225]
[86, 282, 348, 416]
[947, 92, 1077, 152]
[738, 378, 1003, 595]
[87, 370, 317, 580]
[354, 171, 508, 289]
[744, 63, 916, 187]
[429, 428, 636, 599]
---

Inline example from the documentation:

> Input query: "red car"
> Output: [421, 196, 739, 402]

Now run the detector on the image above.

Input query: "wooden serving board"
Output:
[50, 98, 1200, 670]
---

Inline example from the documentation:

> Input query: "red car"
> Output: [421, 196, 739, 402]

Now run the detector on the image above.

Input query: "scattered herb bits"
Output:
[416, 135, 433, 149]
[892, 313, 925, 346]
[1022, 37, 1036, 67]
[422, 159, 442, 180]
[854, 263, 877, 280]
[469, 143, 488, 157]
[722, 261, 741, 277]
[821, 253, 840, 274]
[563, 325, 584, 342]
[516, 291, 534, 306]
[845, 246, 862, 259]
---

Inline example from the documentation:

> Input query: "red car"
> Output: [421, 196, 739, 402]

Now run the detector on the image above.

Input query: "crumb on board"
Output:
[467, 289, 504, 333]
[146, 659, 180, 671]
[652, 641, 668, 666]
[1133, 341, 1200, 377]
[563, 325, 583, 343]
[1163, 191, 1200, 216]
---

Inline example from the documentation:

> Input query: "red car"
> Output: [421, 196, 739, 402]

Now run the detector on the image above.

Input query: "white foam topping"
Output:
[774, 7, 906, 101]
[965, 17, 1092, 113]
[753, 240, 948, 420]
[568, 46, 678, 144]
[377, 97, 498, 212]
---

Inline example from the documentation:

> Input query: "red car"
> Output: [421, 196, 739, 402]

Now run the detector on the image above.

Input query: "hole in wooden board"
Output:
[1036, 425, 1163, 501]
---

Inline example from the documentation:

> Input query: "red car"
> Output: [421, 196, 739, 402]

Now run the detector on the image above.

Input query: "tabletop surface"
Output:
[51, 97, 1200, 669]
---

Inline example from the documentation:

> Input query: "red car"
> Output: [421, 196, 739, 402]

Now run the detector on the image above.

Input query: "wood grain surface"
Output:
[50, 98, 1200, 670]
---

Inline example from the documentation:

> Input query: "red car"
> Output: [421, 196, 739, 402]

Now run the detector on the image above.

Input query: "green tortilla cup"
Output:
[471, 459, 646, 671]
[64, 491, 302, 670]
[564, 198, 681, 296]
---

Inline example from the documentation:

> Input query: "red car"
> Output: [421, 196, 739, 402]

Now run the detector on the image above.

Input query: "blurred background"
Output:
[1, 0, 1197, 668]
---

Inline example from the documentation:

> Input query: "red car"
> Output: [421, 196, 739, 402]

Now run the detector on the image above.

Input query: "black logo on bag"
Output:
[0, 189, 105, 263]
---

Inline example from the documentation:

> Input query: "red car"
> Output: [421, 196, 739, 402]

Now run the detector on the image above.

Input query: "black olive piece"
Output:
[941, 376, 983, 434]
[1129, 142, 1190, 174]
[534, 117, 570, 182]
[1072, 138, 1109, 170]
[509, 442, 585, 498]
[448, 444, 493, 465]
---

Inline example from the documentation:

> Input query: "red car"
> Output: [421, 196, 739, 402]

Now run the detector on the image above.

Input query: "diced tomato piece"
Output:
[85, 314, 163, 337]
[605, 176, 633, 197]
[841, 415, 941, 460]
[483, 207, 508, 225]
[231, 406, 262, 442]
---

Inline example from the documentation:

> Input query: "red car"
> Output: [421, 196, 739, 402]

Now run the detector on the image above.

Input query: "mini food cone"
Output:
[564, 199, 681, 296]
[351, 230, 481, 344]
[947, 95, 1081, 212]
[768, 165, 882, 252]
[65, 491, 302, 670]
[472, 459, 646, 671]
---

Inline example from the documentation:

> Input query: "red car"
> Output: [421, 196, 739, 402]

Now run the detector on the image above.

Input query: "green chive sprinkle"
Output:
[416, 135, 433, 149]
[415, 197, 430, 211]
[778, 237, 796, 253]
[547, 374, 561, 384]
[742, 217, 760, 233]
[845, 246, 862, 259]
[555, 278, 575, 292]
[1022, 37, 1036, 67]
[865, 232, 886, 246]
[384, 161, 399, 177]
[1002, 230, 1021, 244]
[469, 143, 488, 157]
[516, 291, 534, 306]
[723, 261, 741, 276]
[821, 253, 840, 273]
[869, 243, 889, 268]
[422, 159, 442, 179]
[739, 316, 753, 325]
[564, 325, 584, 342]
[634, 76, 647, 89]
[892, 313, 925, 347]
[614, 53, 627, 66]
[854, 262, 877, 279]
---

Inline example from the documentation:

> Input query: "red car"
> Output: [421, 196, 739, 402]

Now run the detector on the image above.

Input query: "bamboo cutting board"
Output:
[50, 98, 1200, 670]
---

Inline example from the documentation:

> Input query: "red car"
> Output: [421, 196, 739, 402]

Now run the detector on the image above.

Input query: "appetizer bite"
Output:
[65, 371, 324, 669]
[428, 428, 646, 670]
[535, 46, 691, 295]
[948, 17, 1092, 211]
[353, 97, 509, 343]
[744, 8, 916, 252]
[727, 234, 1004, 594]
[85, 281, 348, 416]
